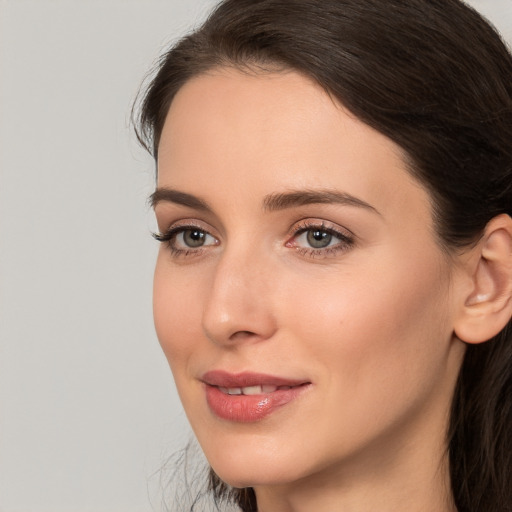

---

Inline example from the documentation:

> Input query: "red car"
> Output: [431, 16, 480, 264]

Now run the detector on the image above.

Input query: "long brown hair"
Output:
[135, 1, 512, 510]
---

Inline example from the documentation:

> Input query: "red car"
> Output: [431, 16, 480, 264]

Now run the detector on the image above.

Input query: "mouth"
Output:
[216, 384, 299, 395]
[201, 371, 311, 422]
[201, 370, 308, 388]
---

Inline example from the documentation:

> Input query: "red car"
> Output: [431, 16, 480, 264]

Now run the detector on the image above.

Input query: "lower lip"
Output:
[204, 384, 310, 422]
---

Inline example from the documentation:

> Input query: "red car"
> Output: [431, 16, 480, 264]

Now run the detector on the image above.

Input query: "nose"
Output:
[201, 246, 278, 346]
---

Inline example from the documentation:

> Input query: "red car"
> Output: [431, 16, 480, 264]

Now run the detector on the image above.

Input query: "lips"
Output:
[202, 371, 311, 422]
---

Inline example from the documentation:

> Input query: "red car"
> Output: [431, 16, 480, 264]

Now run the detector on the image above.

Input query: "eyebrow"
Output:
[150, 187, 379, 215]
[263, 189, 380, 214]
[150, 188, 212, 211]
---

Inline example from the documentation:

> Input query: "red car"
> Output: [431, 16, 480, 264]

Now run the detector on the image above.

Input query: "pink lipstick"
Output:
[202, 371, 311, 422]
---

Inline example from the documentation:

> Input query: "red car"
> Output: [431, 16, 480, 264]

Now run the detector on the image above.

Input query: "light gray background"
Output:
[0, 1, 510, 511]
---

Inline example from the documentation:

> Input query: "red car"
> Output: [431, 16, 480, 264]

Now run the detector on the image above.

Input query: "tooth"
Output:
[278, 386, 291, 390]
[219, 387, 229, 394]
[242, 385, 262, 395]
[228, 387, 242, 395]
[262, 385, 278, 393]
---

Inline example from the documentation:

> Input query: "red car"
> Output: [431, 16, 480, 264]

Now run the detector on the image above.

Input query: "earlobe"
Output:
[454, 214, 512, 344]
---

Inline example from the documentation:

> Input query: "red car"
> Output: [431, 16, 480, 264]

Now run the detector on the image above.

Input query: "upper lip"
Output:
[201, 370, 309, 388]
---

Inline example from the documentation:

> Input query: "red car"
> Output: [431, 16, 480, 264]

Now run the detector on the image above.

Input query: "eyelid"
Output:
[153, 225, 216, 243]
[287, 218, 354, 240]
[154, 217, 217, 237]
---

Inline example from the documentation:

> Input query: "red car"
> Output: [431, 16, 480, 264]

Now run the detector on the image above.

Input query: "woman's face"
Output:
[153, 69, 465, 490]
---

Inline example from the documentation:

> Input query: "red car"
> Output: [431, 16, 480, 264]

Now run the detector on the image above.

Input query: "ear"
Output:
[454, 214, 512, 344]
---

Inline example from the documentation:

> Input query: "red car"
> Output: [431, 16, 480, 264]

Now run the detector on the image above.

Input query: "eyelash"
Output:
[153, 220, 355, 260]
[285, 220, 355, 258]
[152, 224, 217, 258]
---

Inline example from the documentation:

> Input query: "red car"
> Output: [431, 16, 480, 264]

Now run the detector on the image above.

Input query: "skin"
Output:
[152, 68, 467, 511]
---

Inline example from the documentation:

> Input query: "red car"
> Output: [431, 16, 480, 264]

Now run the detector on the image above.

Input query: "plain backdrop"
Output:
[0, 1, 510, 511]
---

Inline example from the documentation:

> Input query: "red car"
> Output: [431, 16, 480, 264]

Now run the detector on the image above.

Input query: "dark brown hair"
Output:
[135, 1, 512, 510]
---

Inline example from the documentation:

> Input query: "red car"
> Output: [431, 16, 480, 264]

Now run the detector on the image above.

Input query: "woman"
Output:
[134, 0, 512, 510]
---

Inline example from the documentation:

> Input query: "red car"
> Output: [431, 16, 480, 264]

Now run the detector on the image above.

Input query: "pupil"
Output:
[307, 230, 332, 248]
[184, 230, 205, 247]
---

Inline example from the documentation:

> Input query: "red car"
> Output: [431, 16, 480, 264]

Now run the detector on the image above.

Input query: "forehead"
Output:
[157, 68, 432, 227]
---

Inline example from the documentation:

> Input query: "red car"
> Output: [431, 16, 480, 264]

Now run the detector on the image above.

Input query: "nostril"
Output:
[229, 330, 257, 341]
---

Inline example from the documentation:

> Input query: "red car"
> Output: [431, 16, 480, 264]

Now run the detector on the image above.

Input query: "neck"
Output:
[255, 444, 456, 512]
[255, 455, 456, 512]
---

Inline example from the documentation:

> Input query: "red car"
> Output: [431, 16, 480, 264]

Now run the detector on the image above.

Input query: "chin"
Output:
[203, 440, 312, 489]
[212, 463, 296, 490]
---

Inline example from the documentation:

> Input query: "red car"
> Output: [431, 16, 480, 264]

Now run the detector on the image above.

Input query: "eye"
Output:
[286, 220, 354, 257]
[299, 229, 335, 249]
[153, 224, 219, 256]
[175, 228, 213, 248]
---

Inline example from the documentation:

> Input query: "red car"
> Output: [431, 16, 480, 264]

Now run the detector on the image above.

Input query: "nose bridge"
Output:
[202, 241, 277, 345]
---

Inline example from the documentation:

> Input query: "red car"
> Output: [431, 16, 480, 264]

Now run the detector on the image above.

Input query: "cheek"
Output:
[283, 253, 452, 394]
[270, 257, 454, 464]
[153, 255, 203, 366]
